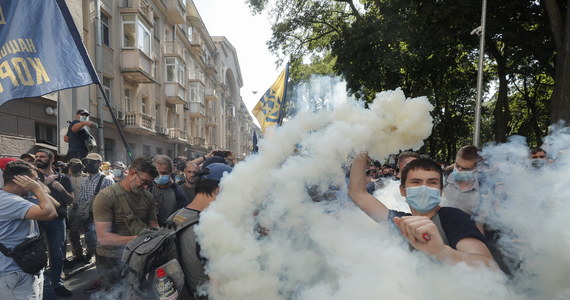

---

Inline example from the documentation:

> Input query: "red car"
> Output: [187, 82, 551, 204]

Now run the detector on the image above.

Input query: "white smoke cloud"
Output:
[197, 77, 531, 299]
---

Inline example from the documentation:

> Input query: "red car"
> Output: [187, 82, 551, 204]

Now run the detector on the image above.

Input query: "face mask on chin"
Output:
[453, 167, 475, 182]
[405, 185, 441, 213]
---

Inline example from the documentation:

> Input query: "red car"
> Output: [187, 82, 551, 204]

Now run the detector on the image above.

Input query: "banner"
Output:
[252, 64, 289, 133]
[0, 0, 99, 106]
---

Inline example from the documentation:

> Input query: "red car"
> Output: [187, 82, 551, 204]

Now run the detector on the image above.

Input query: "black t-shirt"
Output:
[38, 172, 73, 219]
[67, 120, 89, 152]
[388, 207, 485, 249]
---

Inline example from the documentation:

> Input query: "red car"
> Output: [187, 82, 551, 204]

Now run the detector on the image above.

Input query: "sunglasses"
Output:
[135, 172, 154, 187]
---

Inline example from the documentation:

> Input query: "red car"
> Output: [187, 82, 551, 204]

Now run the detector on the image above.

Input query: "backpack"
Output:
[121, 212, 200, 299]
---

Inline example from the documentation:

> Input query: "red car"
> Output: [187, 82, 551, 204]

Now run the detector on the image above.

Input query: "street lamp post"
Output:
[473, 0, 487, 147]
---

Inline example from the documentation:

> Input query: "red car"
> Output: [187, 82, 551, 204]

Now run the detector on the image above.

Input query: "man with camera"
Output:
[0, 161, 58, 298]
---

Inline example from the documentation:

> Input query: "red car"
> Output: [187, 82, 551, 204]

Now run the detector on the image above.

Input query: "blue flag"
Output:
[0, 0, 99, 106]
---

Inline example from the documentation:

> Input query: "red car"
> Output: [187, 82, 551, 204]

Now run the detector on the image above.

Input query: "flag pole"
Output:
[278, 63, 290, 126]
[95, 83, 135, 163]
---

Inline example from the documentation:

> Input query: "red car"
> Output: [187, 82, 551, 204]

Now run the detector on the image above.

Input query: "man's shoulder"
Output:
[438, 207, 472, 223]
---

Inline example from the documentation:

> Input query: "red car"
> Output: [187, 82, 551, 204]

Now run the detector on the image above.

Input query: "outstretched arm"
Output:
[348, 154, 389, 223]
[393, 216, 497, 268]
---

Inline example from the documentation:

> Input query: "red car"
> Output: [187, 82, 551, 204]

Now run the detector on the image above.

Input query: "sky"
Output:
[193, 0, 284, 123]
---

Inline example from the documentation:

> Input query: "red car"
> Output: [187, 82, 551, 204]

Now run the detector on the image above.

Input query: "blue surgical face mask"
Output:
[453, 167, 475, 182]
[174, 174, 184, 182]
[405, 185, 441, 213]
[154, 175, 171, 185]
[531, 158, 546, 169]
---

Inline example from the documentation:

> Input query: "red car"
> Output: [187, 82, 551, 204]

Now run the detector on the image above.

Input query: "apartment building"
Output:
[0, 0, 259, 162]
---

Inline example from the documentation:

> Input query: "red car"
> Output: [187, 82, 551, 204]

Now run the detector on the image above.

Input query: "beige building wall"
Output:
[26, 0, 257, 162]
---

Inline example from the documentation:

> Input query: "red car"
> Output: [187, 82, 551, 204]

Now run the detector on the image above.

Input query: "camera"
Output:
[213, 151, 230, 157]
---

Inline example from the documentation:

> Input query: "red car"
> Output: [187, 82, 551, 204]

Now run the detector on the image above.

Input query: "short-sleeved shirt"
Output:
[92, 183, 157, 258]
[441, 174, 481, 217]
[78, 172, 114, 204]
[388, 207, 485, 249]
[168, 208, 208, 297]
[0, 190, 37, 275]
[67, 120, 89, 152]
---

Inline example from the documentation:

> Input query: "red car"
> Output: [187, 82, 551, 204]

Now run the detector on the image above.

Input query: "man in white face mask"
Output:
[64, 109, 97, 160]
[441, 145, 483, 231]
[349, 154, 496, 268]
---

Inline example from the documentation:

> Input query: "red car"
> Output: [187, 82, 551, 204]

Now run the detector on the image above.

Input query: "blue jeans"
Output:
[38, 218, 66, 289]
[0, 271, 43, 300]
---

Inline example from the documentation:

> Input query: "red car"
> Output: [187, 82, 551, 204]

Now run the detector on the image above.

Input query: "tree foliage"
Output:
[249, 0, 562, 160]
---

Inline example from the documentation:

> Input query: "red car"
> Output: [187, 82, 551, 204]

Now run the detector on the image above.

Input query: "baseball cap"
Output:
[69, 158, 83, 166]
[76, 108, 89, 116]
[111, 161, 127, 169]
[19, 153, 35, 160]
[0, 157, 17, 171]
[202, 156, 227, 169]
[202, 163, 232, 181]
[85, 153, 103, 161]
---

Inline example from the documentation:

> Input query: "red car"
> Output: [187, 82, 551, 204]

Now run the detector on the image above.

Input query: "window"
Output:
[155, 104, 161, 123]
[189, 82, 204, 103]
[122, 15, 151, 56]
[142, 145, 151, 157]
[141, 97, 147, 114]
[104, 138, 115, 162]
[124, 88, 131, 111]
[156, 148, 162, 155]
[102, 76, 112, 104]
[165, 57, 185, 84]
[35, 123, 57, 145]
[187, 26, 192, 42]
[101, 13, 110, 46]
[153, 17, 160, 40]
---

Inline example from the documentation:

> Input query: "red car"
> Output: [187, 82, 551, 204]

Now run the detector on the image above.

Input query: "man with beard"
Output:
[67, 153, 113, 268]
[34, 149, 74, 297]
[92, 156, 159, 292]
[180, 162, 200, 204]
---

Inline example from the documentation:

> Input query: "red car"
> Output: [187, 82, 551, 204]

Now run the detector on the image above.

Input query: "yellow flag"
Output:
[252, 65, 289, 133]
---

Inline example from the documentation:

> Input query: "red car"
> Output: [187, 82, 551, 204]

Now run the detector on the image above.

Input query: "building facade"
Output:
[0, 0, 259, 162]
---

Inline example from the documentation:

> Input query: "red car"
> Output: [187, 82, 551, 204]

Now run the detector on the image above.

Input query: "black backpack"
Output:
[121, 213, 199, 298]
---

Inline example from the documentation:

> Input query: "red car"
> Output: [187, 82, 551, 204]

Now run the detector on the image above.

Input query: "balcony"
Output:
[164, 0, 186, 24]
[205, 62, 216, 75]
[188, 102, 205, 118]
[121, 49, 156, 83]
[123, 112, 155, 135]
[119, 0, 152, 24]
[205, 88, 218, 101]
[189, 36, 204, 56]
[164, 83, 186, 105]
[168, 128, 188, 142]
[206, 116, 217, 127]
[190, 137, 205, 146]
[163, 40, 185, 59]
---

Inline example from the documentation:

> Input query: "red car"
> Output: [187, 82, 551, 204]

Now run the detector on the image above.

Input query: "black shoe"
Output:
[84, 253, 92, 264]
[64, 254, 85, 269]
[54, 285, 73, 298]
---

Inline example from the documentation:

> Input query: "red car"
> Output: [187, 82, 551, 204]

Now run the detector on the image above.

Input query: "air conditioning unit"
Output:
[183, 104, 190, 111]
[116, 109, 126, 121]
[158, 126, 168, 135]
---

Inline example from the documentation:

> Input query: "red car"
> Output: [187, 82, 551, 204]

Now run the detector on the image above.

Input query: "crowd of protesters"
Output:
[0, 112, 557, 300]
[0, 145, 235, 299]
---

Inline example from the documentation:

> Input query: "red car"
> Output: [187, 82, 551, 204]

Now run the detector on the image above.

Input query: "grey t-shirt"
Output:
[0, 190, 37, 274]
[169, 208, 208, 298]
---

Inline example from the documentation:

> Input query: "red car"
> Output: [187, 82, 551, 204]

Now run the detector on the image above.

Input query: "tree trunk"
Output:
[544, 0, 570, 123]
[487, 45, 510, 143]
